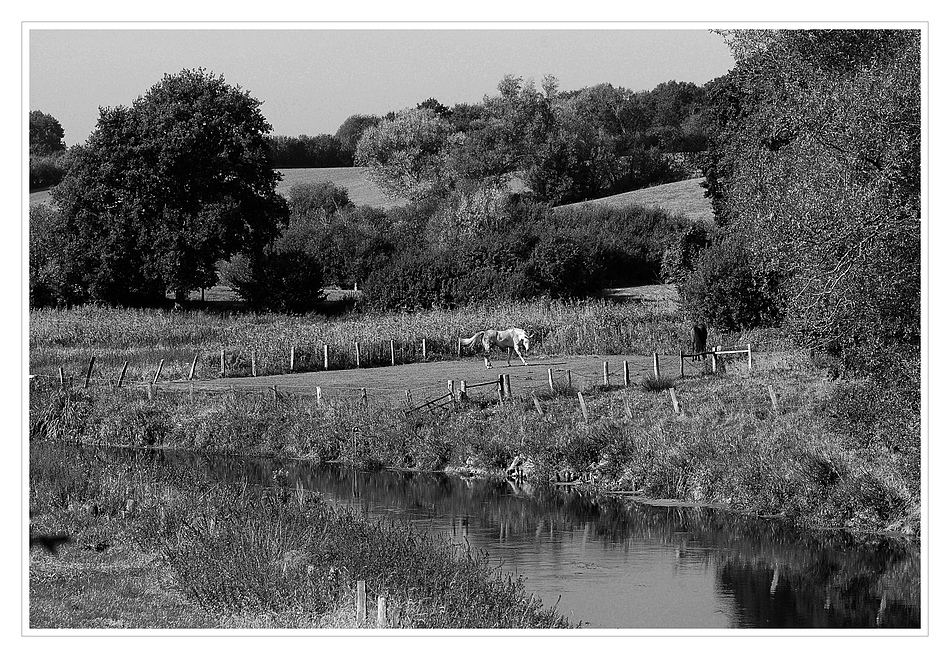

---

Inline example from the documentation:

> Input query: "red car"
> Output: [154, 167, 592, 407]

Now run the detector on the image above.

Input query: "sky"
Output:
[28, 28, 735, 147]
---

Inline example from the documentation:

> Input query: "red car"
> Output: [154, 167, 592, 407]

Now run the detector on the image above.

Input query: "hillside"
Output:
[554, 177, 714, 224]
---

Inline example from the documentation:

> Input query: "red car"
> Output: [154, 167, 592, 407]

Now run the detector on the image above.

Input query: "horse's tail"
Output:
[459, 331, 484, 348]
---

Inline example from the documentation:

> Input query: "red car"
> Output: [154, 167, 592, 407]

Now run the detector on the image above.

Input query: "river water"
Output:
[165, 451, 920, 630]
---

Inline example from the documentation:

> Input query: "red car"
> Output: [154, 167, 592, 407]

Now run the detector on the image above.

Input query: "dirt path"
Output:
[167, 352, 731, 405]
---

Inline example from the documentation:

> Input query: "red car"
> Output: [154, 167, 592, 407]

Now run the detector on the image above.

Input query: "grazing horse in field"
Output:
[460, 328, 530, 369]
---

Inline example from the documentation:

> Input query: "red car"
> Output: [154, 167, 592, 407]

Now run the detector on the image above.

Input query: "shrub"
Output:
[222, 249, 326, 313]
[287, 181, 352, 221]
[30, 153, 68, 190]
[362, 249, 459, 311]
[680, 237, 783, 331]
[661, 223, 713, 284]
[29, 204, 88, 308]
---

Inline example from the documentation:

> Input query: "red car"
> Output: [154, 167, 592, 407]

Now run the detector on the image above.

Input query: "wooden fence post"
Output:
[251, 351, 257, 377]
[316, 386, 322, 407]
[670, 388, 681, 415]
[322, 344, 329, 370]
[459, 380, 467, 401]
[653, 353, 660, 380]
[84, 356, 95, 388]
[377, 596, 387, 628]
[768, 385, 779, 414]
[624, 397, 634, 420]
[290, 346, 296, 372]
[422, 338, 427, 361]
[272, 385, 279, 408]
[548, 368, 555, 392]
[152, 358, 163, 385]
[457, 337, 462, 358]
[58, 367, 65, 389]
[748, 344, 753, 372]
[577, 391, 589, 421]
[189, 382, 195, 405]
[220, 349, 226, 378]
[356, 580, 366, 625]
[117, 361, 129, 389]
[503, 374, 512, 400]
[603, 361, 610, 387]
[447, 379, 455, 402]
[390, 339, 396, 366]
[146, 382, 154, 400]
[354, 342, 361, 368]
[532, 394, 543, 416]
[360, 388, 367, 405]
[680, 351, 685, 378]
[497, 375, 504, 404]
[623, 360, 630, 387]
[187, 352, 199, 381]
[711, 348, 718, 374]
[567, 370, 572, 389]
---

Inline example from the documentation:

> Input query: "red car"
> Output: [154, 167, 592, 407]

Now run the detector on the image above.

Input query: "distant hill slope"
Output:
[276, 167, 406, 209]
[555, 177, 714, 224]
[30, 170, 714, 225]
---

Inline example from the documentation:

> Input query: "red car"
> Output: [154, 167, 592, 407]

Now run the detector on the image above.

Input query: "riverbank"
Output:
[29, 438, 575, 629]
[29, 349, 920, 538]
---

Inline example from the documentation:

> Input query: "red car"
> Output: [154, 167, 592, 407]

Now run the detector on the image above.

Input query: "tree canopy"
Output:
[29, 110, 66, 156]
[700, 29, 920, 369]
[49, 68, 288, 306]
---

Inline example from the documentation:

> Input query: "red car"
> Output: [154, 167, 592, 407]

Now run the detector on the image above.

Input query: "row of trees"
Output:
[355, 76, 707, 208]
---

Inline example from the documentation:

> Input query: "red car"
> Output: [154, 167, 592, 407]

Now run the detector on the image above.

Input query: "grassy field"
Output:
[555, 177, 714, 224]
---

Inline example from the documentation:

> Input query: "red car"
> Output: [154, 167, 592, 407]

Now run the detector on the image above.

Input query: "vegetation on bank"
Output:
[29, 439, 574, 629]
[29, 348, 920, 537]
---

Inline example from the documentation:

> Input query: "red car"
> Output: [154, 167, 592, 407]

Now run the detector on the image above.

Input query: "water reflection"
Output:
[112, 448, 922, 629]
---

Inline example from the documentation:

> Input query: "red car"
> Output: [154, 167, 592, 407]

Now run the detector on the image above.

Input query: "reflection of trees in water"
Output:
[91, 447, 920, 629]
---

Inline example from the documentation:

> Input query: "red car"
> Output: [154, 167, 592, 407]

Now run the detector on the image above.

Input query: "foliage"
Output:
[660, 222, 713, 284]
[680, 237, 783, 331]
[701, 29, 920, 370]
[30, 111, 69, 190]
[30, 110, 66, 156]
[356, 75, 708, 210]
[49, 68, 288, 306]
[267, 134, 346, 168]
[221, 249, 326, 314]
[29, 152, 68, 191]
[334, 114, 381, 165]
[287, 181, 352, 221]
[355, 107, 455, 202]
[29, 204, 85, 307]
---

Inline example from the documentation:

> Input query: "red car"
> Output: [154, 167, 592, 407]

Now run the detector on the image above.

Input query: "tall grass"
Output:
[29, 439, 574, 628]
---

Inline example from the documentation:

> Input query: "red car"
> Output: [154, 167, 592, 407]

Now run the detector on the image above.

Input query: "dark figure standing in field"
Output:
[691, 324, 707, 361]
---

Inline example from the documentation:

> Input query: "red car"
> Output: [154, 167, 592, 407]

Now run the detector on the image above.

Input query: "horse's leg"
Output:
[506, 347, 512, 367]
[513, 343, 528, 366]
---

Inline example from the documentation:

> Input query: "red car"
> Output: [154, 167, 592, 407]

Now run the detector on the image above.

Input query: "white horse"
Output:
[459, 328, 530, 369]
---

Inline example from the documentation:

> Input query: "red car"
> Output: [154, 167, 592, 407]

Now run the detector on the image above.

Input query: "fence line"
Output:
[33, 348, 770, 421]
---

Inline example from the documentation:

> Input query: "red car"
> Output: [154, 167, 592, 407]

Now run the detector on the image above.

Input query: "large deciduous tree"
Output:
[701, 29, 920, 369]
[50, 68, 287, 306]
[354, 107, 454, 202]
